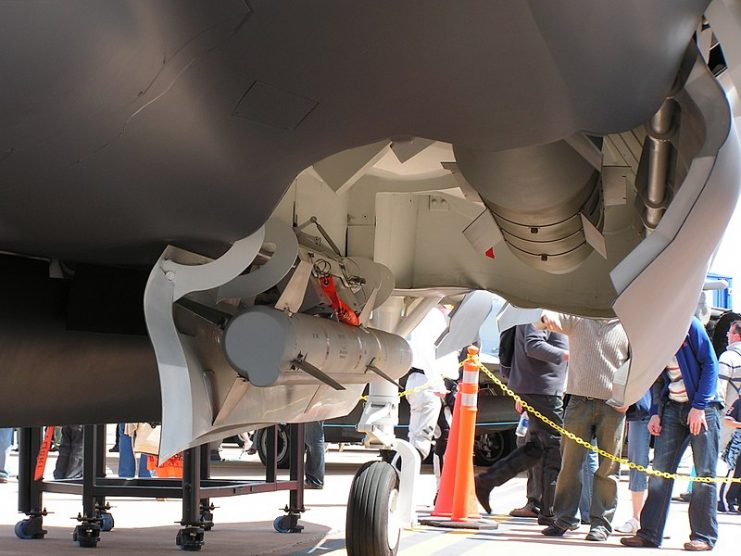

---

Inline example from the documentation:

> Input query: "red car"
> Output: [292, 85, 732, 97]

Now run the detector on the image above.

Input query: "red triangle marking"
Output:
[485, 247, 495, 259]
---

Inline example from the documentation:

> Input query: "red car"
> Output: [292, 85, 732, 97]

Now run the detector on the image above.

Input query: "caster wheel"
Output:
[273, 515, 302, 533]
[273, 515, 291, 533]
[15, 518, 46, 540]
[15, 520, 33, 540]
[74, 523, 100, 548]
[176, 527, 204, 551]
[99, 513, 115, 532]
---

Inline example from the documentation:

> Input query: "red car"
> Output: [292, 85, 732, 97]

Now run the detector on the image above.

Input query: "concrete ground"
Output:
[0, 429, 739, 555]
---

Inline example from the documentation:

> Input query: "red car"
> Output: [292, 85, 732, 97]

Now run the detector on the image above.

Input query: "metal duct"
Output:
[454, 140, 604, 274]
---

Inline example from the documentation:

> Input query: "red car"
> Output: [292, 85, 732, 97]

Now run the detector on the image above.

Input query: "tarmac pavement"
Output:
[0, 431, 739, 555]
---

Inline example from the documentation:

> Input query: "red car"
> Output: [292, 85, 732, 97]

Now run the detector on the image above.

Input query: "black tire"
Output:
[346, 461, 400, 556]
[254, 425, 291, 469]
[473, 430, 515, 467]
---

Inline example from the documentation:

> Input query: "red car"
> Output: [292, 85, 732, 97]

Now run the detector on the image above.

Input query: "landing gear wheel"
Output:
[176, 526, 205, 551]
[346, 461, 401, 556]
[73, 523, 101, 548]
[14, 517, 47, 540]
[98, 512, 114, 532]
[255, 425, 291, 469]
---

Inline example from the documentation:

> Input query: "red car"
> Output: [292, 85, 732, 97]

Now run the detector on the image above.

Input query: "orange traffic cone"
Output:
[431, 346, 481, 520]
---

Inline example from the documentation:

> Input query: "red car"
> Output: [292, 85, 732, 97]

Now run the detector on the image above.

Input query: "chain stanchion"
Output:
[476, 361, 741, 485]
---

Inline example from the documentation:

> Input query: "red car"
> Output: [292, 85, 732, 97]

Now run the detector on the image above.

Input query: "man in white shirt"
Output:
[405, 305, 459, 463]
[718, 320, 741, 447]
[537, 311, 630, 543]
[717, 320, 741, 511]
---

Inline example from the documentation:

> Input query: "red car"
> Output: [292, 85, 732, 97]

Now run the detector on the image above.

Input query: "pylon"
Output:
[431, 346, 480, 520]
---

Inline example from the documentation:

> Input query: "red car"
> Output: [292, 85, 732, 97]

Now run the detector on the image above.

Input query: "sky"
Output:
[710, 184, 741, 311]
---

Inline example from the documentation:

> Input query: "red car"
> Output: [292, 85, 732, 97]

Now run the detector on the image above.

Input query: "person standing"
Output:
[717, 320, 741, 508]
[475, 323, 568, 523]
[53, 425, 84, 479]
[621, 316, 722, 551]
[615, 389, 653, 533]
[304, 420, 325, 489]
[0, 427, 12, 483]
[538, 312, 629, 542]
[405, 305, 459, 462]
[721, 397, 741, 512]
[717, 320, 741, 415]
[718, 320, 741, 446]
[119, 423, 152, 478]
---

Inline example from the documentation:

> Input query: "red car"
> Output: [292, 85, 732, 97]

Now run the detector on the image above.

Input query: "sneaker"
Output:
[0, 477, 8, 484]
[616, 518, 640, 534]
[509, 505, 539, 518]
[683, 540, 712, 551]
[585, 527, 609, 542]
[620, 535, 659, 548]
[304, 481, 323, 490]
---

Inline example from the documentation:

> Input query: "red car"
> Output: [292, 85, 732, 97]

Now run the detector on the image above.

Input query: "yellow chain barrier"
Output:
[475, 360, 741, 485]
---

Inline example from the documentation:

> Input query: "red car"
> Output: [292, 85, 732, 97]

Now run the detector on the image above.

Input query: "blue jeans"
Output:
[637, 401, 720, 547]
[304, 421, 325, 486]
[627, 417, 651, 492]
[579, 440, 597, 521]
[554, 396, 625, 531]
[0, 428, 13, 479]
[117, 424, 152, 478]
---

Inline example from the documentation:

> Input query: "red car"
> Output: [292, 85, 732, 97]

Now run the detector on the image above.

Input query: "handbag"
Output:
[132, 422, 161, 456]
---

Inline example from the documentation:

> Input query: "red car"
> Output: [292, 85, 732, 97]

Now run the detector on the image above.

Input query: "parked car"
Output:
[253, 363, 519, 469]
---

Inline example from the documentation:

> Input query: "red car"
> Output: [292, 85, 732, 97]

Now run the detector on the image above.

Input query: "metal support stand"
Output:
[72, 425, 103, 547]
[15, 427, 48, 540]
[198, 444, 215, 531]
[176, 447, 205, 551]
[15, 423, 305, 548]
[273, 423, 305, 533]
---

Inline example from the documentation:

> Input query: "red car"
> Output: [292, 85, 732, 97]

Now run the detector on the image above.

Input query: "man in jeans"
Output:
[621, 317, 721, 551]
[474, 323, 568, 523]
[304, 421, 325, 489]
[538, 312, 630, 542]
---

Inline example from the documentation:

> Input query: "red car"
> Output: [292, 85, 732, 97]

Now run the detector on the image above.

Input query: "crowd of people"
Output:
[2, 302, 740, 553]
[472, 313, 740, 551]
[404, 302, 741, 552]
